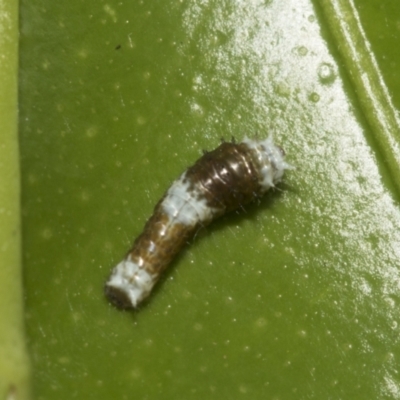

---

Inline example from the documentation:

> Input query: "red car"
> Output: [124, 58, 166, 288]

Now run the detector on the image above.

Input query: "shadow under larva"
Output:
[104, 136, 291, 310]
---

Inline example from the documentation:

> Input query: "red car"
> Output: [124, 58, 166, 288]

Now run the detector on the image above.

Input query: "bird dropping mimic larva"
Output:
[104, 136, 290, 309]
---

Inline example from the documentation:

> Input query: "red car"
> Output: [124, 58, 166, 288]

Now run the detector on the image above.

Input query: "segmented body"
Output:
[105, 137, 290, 309]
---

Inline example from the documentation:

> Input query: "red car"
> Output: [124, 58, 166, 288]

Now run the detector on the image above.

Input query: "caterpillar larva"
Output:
[104, 136, 290, 309]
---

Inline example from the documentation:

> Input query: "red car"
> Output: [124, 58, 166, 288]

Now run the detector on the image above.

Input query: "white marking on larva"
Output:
[106, 258, 155, 307]
[161, 173, 218, 226]
[243, 136, 292, 190]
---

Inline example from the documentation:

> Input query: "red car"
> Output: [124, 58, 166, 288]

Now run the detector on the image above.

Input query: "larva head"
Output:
[243, 136, 291, 192]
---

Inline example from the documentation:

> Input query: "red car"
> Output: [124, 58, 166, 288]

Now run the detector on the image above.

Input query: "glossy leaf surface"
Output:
[19, 0, 400, 398]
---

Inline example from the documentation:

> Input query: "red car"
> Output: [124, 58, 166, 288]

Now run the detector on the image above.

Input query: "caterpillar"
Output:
[104, 136, 291, 309]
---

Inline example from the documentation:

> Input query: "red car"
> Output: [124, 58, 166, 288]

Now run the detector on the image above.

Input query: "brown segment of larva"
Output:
[104, 136, 291, 309]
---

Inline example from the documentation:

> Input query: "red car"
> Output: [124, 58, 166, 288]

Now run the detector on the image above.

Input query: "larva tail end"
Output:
[104, 258, 155, 310]
[104, 284, 136, 310]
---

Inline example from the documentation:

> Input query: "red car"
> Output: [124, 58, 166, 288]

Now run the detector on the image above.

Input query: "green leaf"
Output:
[19, 0, 400, 398]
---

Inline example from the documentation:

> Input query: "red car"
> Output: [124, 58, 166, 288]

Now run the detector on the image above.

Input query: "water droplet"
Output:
[194, 323, 203, 331]
[85, 126, 98, 138]
[190, 102, 204, 116]
[137, 116, 146, 125]
[41, 228, 53, 240]
[296, 46, 308, 56]
[318, 62, 336, 85]
[297, 329, 307, 338]
[80, 191, 91, 202]
[276, 82, 291, 97]
[130, 368, 141, 379]
[255, 317, 267, 328]
[309, 92, 320, 103]
[239, 385, 248, 394]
